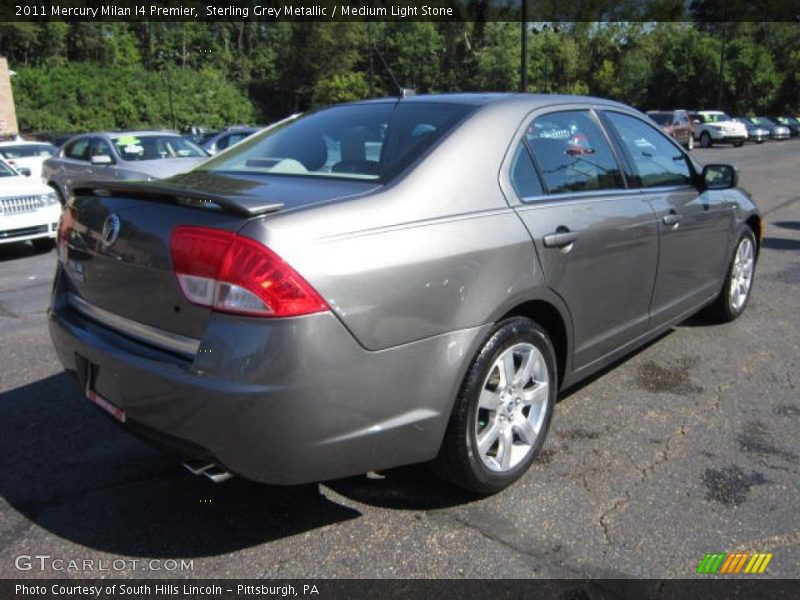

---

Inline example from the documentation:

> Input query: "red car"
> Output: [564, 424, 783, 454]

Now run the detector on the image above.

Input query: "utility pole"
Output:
[520, 0, 528, 93]
[368, 22, 374, 97]
[717, 22, 727, 108]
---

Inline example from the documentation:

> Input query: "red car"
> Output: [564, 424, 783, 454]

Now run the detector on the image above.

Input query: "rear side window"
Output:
[604, 112, 692, 188]
[509, 142, 544, 199]
[64, 138, 90, 161]
[525, 111, 623, 194]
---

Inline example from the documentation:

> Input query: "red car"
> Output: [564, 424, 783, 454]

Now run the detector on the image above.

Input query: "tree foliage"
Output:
[0, 21, 797, 133]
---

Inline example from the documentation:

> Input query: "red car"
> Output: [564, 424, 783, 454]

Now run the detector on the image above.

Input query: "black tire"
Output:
[705, 228, 757, 323]
[432, 317, 557, 495]
[700, 132, 712, 148]
[32, 237, 56, 252]
[734, 141, 744, 147]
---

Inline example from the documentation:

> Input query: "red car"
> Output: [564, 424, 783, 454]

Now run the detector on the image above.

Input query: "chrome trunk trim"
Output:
[68, 293, 200, 357]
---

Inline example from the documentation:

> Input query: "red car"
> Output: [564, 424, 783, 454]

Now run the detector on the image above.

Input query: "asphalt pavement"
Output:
[1, 139, 799, 579]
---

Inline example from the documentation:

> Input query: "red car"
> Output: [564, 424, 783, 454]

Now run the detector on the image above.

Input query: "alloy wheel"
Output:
[730, 236, 755, 312]
[475, 343, 549, 472]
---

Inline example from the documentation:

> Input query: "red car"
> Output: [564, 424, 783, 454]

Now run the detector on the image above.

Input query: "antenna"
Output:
[370, 43, 414, 97]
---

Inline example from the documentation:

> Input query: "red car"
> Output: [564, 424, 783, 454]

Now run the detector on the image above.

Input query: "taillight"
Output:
[169, 226, 329, 318]
[57, 206, 77, 263]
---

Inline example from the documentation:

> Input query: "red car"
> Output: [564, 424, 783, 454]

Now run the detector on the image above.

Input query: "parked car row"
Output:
[646, 109, 799, 148]
[0, 124, 273, 251]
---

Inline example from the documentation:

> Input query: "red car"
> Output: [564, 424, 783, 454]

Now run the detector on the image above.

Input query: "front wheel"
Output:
[705, 229, 757, 322]
[700, 132, 712, 148]
[734, 141, 744, 147]
[432, 317, 557, 495]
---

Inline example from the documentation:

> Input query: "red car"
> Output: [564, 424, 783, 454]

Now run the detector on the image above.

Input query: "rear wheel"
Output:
[705, 229, 756, 322]
[432, 317, 557, 495]
[734, 141, 744, 147]
[700, 132, 712, 148]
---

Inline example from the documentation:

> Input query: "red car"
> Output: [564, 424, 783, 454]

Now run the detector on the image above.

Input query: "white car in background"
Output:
[0, 158, 61, 251]
[690, 111, 748, 148]
[0, 140, 58, 181]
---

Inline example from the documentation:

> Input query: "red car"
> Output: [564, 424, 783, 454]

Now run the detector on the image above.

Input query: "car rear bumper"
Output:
[48, 270, 487, 484]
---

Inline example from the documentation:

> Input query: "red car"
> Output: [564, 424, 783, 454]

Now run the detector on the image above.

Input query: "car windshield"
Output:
[648, 113, 672, 125]
[702, 113, 732, 123]
[198, 102, 474, 182]
[111, 134, 206, 162]
[0, 161, 18, 177]
[777, 116, 798, 125]
[0, 143, 56, 159]
[753, 117, 775, 126]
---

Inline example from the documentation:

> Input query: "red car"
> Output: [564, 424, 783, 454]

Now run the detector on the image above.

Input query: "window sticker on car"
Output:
[115, 135, 139, 145]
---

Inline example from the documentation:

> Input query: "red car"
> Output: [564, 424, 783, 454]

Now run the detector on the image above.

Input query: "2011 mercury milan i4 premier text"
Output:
[49, 94, 760, 494]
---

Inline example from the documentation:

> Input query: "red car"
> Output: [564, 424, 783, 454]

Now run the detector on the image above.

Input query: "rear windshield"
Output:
[0, 143, 56, 159]
[198, 102, 474, 182]
[648, 113, 672, 125]
[111, 134, 206, 161]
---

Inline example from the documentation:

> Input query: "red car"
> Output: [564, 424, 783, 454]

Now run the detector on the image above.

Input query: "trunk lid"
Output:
[61, 172, 379, 341]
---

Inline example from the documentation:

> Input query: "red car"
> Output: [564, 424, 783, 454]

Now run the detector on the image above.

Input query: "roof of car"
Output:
[0, 139, 51, 147]
[105, 131, 182, 138]
[66, 131, 181, 139]
[354, 92, 631, 110]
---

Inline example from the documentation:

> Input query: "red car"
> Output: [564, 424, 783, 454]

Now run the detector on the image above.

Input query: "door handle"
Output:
[662, 213, 683, 226]
[543, 229, 580, 248]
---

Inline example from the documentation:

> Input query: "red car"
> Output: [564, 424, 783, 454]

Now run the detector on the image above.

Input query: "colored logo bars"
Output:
[697, 552, 773, 574]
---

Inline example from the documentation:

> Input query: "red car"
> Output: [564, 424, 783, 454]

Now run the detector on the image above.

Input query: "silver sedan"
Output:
[49, 94, 760, 494]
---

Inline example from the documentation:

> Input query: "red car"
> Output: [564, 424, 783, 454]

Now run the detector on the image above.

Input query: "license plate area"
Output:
[79, 356, 126, 423]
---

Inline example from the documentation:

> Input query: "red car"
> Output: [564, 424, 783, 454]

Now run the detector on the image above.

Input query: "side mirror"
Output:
[17, 167, 31, 177]
[90, 154, 113, 166]
[702, 164, 737, 190]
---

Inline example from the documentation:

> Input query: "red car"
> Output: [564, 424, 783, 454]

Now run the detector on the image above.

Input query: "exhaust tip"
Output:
[183, 460, 232, 483]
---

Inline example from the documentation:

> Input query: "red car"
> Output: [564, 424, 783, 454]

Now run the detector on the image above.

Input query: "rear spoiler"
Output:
[71, 180, 284, 217]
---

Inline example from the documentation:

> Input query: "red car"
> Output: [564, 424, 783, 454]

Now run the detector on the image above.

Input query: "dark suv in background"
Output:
[646, 110, 693, 150]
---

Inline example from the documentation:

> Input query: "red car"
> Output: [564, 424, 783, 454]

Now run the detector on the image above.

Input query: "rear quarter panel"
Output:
[238, 100, 551, 351]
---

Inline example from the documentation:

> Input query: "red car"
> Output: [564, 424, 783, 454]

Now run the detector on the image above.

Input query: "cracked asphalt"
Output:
[1, 140, 799, 579]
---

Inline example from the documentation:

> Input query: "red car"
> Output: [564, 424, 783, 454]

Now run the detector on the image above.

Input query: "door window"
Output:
[64, 138, 90, 161]
[525, 110, 624, 194]
[90, 138, 115, 161]
[604, 112, 692, 188]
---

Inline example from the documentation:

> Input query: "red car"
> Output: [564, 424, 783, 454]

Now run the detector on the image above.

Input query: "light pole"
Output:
[531, 24, 558, 93]
[158, 51, 177, 131]
[717, 22, 727, 109]
[520, 0, 528, 92]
